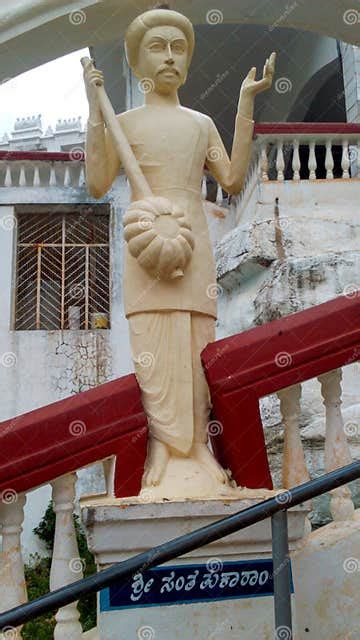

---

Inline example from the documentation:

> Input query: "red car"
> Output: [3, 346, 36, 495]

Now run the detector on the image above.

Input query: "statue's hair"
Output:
[125, 9, 195, 69]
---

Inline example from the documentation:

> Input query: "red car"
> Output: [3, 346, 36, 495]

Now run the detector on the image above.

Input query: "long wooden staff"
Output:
[81, 56, 152, 200]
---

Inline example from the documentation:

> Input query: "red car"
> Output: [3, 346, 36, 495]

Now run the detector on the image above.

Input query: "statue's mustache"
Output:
[156, 66, 180, 76]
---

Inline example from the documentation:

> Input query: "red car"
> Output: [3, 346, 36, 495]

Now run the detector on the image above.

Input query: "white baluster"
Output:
[318, 369, 355, 521]
[260, 142, 269, 181]
[357, 140, 360, 178]
[308, 140, 317, 180]
[0, 493, 27, 639]
[276, 141, 285, 181]
[78, 164, 86, 187]
[201, 175, 207, 199]
[19, 164, 26, 187]
[292, 139, 300, 181]
[49, 164, 57, 187]
[50, 474, 83, 639]
[64, 165, 72, 188]
[33, 163, 41, 187]
[216, 182, 223, 205]
[325, 139, 334, 180]
[4, 163, 12, 187]
[341, 139, 350, 179]
[277, 385, 310, 489]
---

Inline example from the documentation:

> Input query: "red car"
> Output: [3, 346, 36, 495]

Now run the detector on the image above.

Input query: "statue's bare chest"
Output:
[122, 109, 208, 169]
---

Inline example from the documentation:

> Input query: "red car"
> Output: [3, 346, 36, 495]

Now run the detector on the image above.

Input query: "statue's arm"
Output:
[206, 52, 277, 196]
[83, 58, 121, 199]
[85, 121, 121, 199]
[206, 113, 254, 196]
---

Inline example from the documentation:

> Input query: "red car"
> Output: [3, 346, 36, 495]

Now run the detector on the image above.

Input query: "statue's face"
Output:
[135, 25, 189, 93]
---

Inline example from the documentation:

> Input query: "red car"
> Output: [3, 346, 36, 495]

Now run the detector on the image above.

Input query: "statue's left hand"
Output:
[241, 51, 277, 97]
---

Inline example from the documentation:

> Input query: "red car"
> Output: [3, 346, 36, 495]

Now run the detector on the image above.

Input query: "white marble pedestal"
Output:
[81, 496, 309, 640]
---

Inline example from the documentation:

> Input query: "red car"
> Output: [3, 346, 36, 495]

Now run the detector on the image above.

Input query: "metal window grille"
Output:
[15, 208, 110, 330]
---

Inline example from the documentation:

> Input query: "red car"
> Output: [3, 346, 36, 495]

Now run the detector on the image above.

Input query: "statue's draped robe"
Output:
[120, 106, 254, 454]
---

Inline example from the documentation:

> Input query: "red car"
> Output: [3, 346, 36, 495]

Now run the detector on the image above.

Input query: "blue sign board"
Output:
[100, 559, 293, 610]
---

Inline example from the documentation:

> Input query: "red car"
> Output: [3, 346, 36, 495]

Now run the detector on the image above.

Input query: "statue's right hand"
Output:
[82, 58, 104, 112]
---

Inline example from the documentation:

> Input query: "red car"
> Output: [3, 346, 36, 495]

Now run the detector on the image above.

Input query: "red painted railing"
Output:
[202, 294, 360, 489]
[0, 374, 148, 498]
[0, 150, 85, 162]
[0, 294, 358, 498]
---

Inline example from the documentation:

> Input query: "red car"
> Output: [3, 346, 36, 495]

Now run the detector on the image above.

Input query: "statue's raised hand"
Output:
[82, 57, 105, 122]
[241, 51, 277, 96]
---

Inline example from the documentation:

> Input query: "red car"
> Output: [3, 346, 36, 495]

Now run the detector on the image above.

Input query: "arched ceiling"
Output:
[0, 0, 359, 80]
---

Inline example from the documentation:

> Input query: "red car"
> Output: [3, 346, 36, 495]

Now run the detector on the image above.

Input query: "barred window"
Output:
[14, 205, 110, 330]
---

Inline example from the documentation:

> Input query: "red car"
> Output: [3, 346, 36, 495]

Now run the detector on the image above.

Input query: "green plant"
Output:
[22, 501, 97, 639]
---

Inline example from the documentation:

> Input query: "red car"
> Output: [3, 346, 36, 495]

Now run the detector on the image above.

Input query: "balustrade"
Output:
[253, 124, 360, 183]
[0, 476, 84, 639]
[0, 155, 86, 189]
[276, 367, 356, 522]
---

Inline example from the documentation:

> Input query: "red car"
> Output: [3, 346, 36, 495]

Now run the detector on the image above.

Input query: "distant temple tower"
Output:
[0, 115, 85, 152]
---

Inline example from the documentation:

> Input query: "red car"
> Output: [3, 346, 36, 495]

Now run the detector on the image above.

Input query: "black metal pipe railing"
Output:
[0, 460, 359, 631]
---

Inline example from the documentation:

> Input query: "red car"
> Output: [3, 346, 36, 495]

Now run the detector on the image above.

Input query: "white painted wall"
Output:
[0, 176, 135, 559]
[216, 178, 360, 523]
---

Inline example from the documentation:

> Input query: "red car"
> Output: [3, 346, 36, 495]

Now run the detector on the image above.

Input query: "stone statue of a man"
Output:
[84, 8, 276, 498]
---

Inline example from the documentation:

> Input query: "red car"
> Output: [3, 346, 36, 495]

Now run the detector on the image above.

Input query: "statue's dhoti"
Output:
[128, 310, 215, 455]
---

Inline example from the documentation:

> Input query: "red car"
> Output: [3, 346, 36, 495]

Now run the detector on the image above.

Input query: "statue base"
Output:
[81, 495, 309, 640]
[138, 454, 276, 501]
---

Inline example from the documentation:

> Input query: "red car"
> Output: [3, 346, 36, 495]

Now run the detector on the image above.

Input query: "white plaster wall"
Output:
[1, 172, 359, 555]
[216, 178, 360, 523]
[292, 510, 360, 639]
[0, 176, 135, 559]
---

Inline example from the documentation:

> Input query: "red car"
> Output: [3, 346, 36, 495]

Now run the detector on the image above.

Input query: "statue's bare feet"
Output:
[142, 438, 170, 487]
[191, 443, 229, 484]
